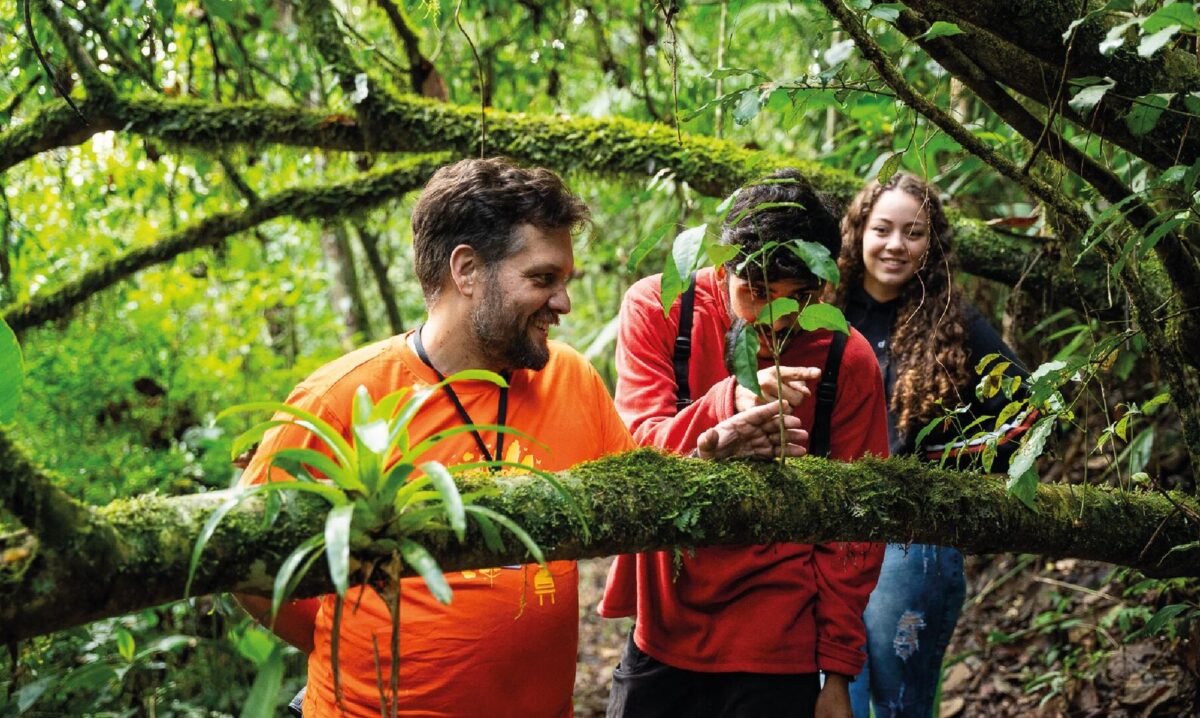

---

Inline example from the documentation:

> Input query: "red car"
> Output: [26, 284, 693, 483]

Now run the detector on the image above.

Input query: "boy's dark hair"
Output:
[411, 157, 590, 302]
[719, 168, 842, 284]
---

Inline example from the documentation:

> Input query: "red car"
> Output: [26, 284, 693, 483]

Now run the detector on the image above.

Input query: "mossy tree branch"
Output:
[2, 448, 1197, 643]
[3, 154, 448, 334]
[33, 0, 116, 104]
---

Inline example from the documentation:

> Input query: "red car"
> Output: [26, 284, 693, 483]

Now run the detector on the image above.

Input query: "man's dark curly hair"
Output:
[720, 168, 843, 284]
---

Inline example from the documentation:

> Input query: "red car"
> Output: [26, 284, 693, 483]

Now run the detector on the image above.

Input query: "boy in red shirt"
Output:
[600, 170, 888, 717]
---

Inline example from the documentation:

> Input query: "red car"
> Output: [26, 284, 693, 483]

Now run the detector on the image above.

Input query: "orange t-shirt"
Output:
[242, 333, 634, 717]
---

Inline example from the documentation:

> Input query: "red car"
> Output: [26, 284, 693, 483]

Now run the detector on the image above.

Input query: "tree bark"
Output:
[3, 446, 1197, 643]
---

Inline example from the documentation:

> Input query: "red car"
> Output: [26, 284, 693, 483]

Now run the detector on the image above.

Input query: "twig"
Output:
[24, 0, 83, 117]
[454, 0, 486, 156]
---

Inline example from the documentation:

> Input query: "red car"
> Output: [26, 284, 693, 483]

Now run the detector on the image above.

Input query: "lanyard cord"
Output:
[411, 327, 509, 467]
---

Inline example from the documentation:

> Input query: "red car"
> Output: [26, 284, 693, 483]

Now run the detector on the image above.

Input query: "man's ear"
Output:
[448, 244, 480, 298]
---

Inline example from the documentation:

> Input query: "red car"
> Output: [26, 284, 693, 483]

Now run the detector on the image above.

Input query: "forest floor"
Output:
[572, 555, 1199, 717]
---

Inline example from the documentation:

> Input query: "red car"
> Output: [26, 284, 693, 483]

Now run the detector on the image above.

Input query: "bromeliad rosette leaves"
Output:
[188, 371, 586, 615]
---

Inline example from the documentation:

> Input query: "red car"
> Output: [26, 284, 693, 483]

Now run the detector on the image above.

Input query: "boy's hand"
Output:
[734, 365, 822, 413]
[696, 400, 808, 460]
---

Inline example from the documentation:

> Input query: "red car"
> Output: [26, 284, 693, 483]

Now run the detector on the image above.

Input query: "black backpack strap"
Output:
[809, 329, 848, 458]
[672, 272, 698, 412]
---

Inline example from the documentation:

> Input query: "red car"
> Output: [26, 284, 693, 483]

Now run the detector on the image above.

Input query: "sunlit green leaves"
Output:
[0, 318, 21, 424]
[730, 323, 762, 397]
[786, 240, 840, 286]
[1124, 93, 1174, 135]
[919, 21, 964, 41]
[756, 297, 800, 325]
[798, 304, 850, 335]
[1068, 77, 1116, 115]
[1007, 416, 1055, 509]
[661, 224, 709, 317]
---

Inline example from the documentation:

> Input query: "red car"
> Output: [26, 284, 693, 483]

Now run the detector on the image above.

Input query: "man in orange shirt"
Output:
[239, 157, 808, 717]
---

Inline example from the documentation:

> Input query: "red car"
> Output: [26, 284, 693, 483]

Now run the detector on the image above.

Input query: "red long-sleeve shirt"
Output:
[598, 267, 888, 676]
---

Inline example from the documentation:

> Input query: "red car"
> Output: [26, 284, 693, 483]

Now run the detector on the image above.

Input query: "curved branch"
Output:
[3, 154, 449, 334]
[34, 0, 116, 103]
[2, 448, 1197, 643]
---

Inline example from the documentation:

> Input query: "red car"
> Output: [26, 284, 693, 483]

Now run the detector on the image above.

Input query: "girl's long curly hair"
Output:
[832, 171, 973, 438]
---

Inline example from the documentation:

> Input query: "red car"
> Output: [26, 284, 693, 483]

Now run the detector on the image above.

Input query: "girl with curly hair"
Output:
[832, 172, 1035, 717]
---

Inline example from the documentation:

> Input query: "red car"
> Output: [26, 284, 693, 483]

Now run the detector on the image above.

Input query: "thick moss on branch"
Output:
[2, 449, 1197, 643]
[3, 154, 448, 333]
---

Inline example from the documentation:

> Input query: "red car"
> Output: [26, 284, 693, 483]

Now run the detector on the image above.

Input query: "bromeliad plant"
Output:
[187, 371, 587, 715]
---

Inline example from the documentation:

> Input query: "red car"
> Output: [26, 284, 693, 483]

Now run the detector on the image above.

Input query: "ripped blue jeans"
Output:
[849, 544, 965, 718]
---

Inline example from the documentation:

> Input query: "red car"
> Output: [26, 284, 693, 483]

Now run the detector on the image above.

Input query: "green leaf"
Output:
[421, 461, 467, 541]
[628, 229, 664, 271]
[730, 323, 762, 397]
[399, 538, 453, 604]
[671, 224, 709, 280]
[369, 387, 411, 423]
[1068, 77, 1116, 114]
[1127, 603, 1189, 641]
[187, 489, 253, 597]
[1128, 426, 1155, 476]
[660, 255, 685, 319]
[799, 304, 850, 335]
[218, 401, 355, 472]
[470, 508, 505, 552]
[1185, 92, 1200, 115]
[1125, 93, 1174, 136]
[202, 0, 237, 23]
[353, 385, 374, 427]
[877, 151, 904, 184]
[867, 3, 904, 23]
[1099, 18, 1139, 55]
[1143, 391, 1171, 415]
[239, 644, 285, 718]
[1007, 416, 1056, 500]
[116, 628, 136, 662]
[1138, 25, 1181, 57]
[14, 676, 53, 714]
[1143, 2, 1198, 33]
[463, 505, 546, 566]
[732, 89, 762, 126]
[706, 243, 740, 267]
[270, 534, 323, 622]
[786, 240, 840, 286]
[271, 447, 347, 485]
[919, 21, 964, 40]
[716, 188, 742, 217]
[354, 418, 390, 455]
[1006, 468, 1040, 511]
[0, 318, 22, 424]
[324, 503, 355, 597]
[755, 297, 800, 325]
[229, 420, 290, 461]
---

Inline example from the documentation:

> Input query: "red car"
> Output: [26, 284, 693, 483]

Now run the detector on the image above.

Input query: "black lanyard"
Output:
[411, 327, 509, 467]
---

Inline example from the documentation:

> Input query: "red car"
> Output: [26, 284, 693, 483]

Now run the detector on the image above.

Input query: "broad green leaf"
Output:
[1127, 603, 1189, 641]
[1007, 416, 1056, 492]
[1006, 468, 1040, 510]
[1128, 426, 1155, 476]
[354, 418, 390, 455]
[628, 229, 664, 271]
[399, 538, 453, 604]
[236, 627, 275, 666]
[671, 224, 709, 280]
[660, 255, 686, 319]
[353, 385, 374, 427]
[271, 534, 324, 621]
[731, 324, 762, 397]
[1186, 92, 1200, 115]
[257, 479, 349, 506]
[420, 461, 467, 541]
[867, 3, 904, 23]
[239, 644, 285, 718]
[756, 297, 800, 325]
[716, 188, 742, 217]
[1124, 93, 1174, 136]
[877, 151, 904, 184]
[786, 240, 841, 286]
[975, 352, 1003, 375]
[0, 318, 22, 424]
[370, 387, 411, 423]
[1138, 25, 1181, 57]
[271, 447, 346, 485]
[441, 369, 509, 387]
[14, 676, 53, 714]
[799, 304, 850, 335]
[706, 243, 740, 267]
[218, 401, 354, 471]
[324, 503, 355, 597]
[733, 88, 762, 126]
[230, 420, 291, 461]
[1099, 18, 1139, 55]
[463, 505, 547, 566]
[1143, 2, 1198, 33]
[116, 628, 135, 662]
[1143, 391, 1171, 415]
[378, 461, 416, 508]
[994, 401, 1025, 432]
[1068, 77, 1116, 114]
[187, 490, 253, 597]
[919, 21, 964, 40]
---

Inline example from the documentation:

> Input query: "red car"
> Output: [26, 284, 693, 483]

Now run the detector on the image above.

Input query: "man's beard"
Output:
[471, 280, 556, 371]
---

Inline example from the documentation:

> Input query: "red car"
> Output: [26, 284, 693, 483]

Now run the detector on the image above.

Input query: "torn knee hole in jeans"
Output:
[892, 610, 926, 661]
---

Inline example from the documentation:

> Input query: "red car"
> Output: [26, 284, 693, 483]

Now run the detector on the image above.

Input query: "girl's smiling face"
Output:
[861, 188, 931, 302]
